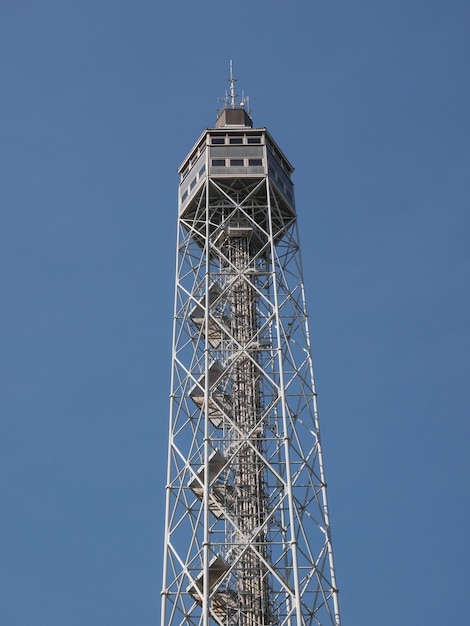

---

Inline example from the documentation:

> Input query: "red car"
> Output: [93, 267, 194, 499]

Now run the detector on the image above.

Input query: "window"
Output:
[230, 159, 244, 166]
[247, 136, 261, 144]
[229, 137, 243, 144]
[211, 137, 225, 144]
[212, 159, 225, 167]
[181, 190, 188, 202]
[248, 158, 263, 166]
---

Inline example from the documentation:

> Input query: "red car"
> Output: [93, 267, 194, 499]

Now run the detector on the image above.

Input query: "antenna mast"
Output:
[229, 59, 237, 109]
[216, 61, 251, 120]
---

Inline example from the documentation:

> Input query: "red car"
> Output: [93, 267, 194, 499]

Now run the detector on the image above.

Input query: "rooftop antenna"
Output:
[240, 89, 251, 116]
[216, 61, 252, 121]
[229, 59, 237, 109]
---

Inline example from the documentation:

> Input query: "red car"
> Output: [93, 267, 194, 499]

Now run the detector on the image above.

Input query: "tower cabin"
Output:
[178, 107, 296, 240]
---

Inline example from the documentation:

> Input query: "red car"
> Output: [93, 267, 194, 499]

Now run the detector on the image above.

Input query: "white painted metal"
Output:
[161, 108, 341, 626]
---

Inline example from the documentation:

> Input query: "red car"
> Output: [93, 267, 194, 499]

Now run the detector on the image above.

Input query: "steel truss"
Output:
[162, 149, 340, 626]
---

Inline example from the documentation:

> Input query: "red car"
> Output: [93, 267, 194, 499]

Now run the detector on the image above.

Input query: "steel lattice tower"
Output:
[161, 70, 341, 626]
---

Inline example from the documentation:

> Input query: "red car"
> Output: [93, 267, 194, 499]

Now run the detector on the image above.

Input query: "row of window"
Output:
[181, 136, 264, 180]
[181, 144, 206, 180]
[266, 144, 292, 176]
[180, 163, 206, 203]
[211, 158, 263, 167]
[210, 135, 262, 145]
[188, 165, 206, 190]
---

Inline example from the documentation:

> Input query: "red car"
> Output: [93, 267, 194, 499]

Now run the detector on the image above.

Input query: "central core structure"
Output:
[161, 94, 341, 626]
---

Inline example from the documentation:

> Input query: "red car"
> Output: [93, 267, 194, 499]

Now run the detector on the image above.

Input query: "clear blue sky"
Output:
[1, 1, 469, 624]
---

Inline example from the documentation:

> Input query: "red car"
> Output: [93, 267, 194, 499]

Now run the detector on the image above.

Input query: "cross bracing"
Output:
[162, 121, 340, 626]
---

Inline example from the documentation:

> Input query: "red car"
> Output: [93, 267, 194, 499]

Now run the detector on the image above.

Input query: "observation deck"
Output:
[178, 112, 296, 224]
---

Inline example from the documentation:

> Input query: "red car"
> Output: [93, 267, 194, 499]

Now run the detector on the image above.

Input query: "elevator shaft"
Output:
[225, 232, 270, 626]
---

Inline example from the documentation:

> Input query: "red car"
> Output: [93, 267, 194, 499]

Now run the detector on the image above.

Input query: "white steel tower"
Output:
[161, 69, 341, 626]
